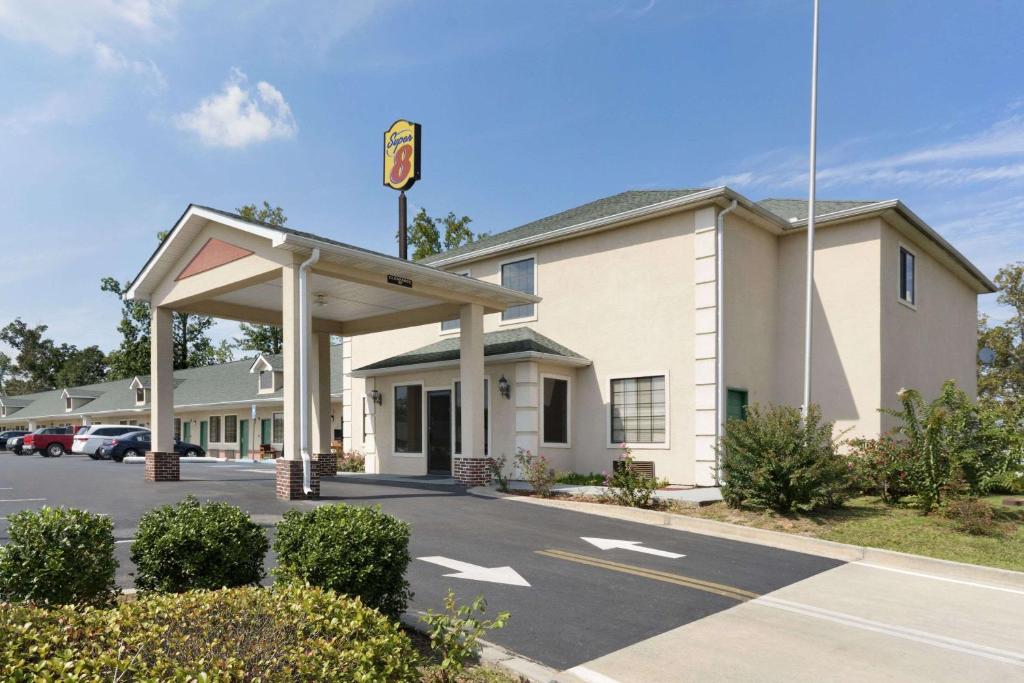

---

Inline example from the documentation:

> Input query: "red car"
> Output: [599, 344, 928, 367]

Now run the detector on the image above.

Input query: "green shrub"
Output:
[988, 470, 1024, 495]
[420, 589, 510, 683]
[719, 404, 851, 512]
[0, 506, 118, 607]
[555, 471, 606, 486]
[515, 448, 556, 497]
[131, 496, 269, 592]
[848, 436, 915, 504]
[602, 445, 665, 508]
[886, 382, 1018, 510]
[273, 504, 412, 619]
[944, 497, 1001, 536]
[0, 584, 420, 681]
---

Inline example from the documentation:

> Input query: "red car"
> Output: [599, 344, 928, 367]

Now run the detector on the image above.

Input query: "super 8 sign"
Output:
[383, 119, 421, 191]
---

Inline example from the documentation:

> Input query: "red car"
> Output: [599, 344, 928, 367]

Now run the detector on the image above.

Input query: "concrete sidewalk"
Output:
[558, 560, 1024, 682]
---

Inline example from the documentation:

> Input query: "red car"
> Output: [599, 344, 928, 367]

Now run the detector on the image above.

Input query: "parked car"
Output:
[0, 430, 29, 451]
[6, 434, 26, 455]
[22, 427, 76, 457]
[96, 431, 205, 462]
[73, 424, 149, 459]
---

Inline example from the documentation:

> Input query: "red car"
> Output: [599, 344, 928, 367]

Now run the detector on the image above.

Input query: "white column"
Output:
[281, 262, 302, 460]
[150, 305, 175, 453]
[458, 303, 485, 459]
[311, 331, 332, 453]
[693, 206, 719, 486]
[341, 337, 353, 452]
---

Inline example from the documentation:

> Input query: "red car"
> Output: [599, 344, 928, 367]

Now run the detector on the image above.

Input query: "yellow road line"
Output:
[536, 548, 759, 602]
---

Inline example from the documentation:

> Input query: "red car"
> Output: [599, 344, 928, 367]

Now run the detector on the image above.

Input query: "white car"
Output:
[73, 425, 149, 458]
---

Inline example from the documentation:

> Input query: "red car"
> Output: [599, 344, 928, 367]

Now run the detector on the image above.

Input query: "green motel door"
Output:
[199, 421, 208, 449]
[240, 419, 249, 459]
[261, 419, 272, 446]
[182, 421, 191, 442]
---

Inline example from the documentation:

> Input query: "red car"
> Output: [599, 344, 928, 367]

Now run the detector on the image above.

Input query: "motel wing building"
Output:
[347, 187, 993, 486]
[0, 187, 994, 487]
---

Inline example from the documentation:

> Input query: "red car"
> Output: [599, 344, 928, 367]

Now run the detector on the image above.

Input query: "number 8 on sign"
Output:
[383, 120, 421, 191]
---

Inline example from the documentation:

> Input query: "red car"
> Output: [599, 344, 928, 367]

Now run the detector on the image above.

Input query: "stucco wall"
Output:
[350, 210, 699, 484]
[775, 218, 884, 439]
[879, 220, 979, 430]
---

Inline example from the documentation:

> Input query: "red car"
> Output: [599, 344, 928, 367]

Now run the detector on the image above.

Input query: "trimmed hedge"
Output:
[273, 504, 412, 619]
[0, 507, 117, 607]
[131, 496, 269, 592]
[0, 584, 420, 681]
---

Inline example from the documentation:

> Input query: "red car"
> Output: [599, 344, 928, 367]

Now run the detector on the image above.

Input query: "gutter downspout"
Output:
[298, 248, 321, 495]
[715, 200, 738, 486]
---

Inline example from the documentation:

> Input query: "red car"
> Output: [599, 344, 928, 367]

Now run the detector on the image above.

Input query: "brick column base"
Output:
[145, 451, 180, 482]
[453, 457, 491, 487]
[314, 452, 337, 478]
[276, 459, 320, 500]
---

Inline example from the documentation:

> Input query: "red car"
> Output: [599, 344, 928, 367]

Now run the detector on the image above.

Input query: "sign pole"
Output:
[398, 190, 408, 260]
[802, 0, 820, 421]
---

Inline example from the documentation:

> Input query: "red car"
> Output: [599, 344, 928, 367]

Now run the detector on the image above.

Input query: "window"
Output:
[259, 371, 274, 391]
[173, 418, 182, 440]
[542, 376, 570, 446]
[899, 246, 916, 306]
[726, 389, 748, 422]
[441, 271, 471, 331]
[209, 415, 222, 443]
[501, 257, 535, 320]
[394, 385, 422, 453]
[224, 415, 238, 443]
[272, 412, 284, 443]
[64, 397, 72, 412]
[454, 379, 489, 455]
[135, 388, 146, 405]
[610, 375, 666, 445]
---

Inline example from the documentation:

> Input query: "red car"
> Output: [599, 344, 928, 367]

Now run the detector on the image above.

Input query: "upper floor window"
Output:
[135, 388, 146, 405]
[259, 371, 274, 391]
[501, 257, 535, 321]
[899, 246, 916, 306]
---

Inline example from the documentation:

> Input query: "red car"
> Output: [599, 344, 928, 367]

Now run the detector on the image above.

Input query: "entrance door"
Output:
[183, 421, 191, 442]
[260, 419, 271, 445]
[426, 390, 452, 475]
[199, 421, 208, 449]
[240, 419, 249, 459]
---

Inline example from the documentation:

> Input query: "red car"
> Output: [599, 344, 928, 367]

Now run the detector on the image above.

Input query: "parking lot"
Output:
[2, 454, 1023, 681]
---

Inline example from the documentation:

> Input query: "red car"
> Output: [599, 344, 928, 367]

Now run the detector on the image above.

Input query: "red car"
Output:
[22, 427, 76, 457]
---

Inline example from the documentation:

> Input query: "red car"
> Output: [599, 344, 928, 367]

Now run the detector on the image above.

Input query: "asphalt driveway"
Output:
[0, 454, 841, 670]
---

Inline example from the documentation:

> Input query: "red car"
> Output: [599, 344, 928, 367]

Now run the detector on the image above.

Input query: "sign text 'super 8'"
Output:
[383, 120, 421, 191]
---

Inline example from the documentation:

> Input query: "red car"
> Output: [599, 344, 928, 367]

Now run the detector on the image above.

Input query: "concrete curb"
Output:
[401, 612, 561, 682]
[122, 456, 229, 464]
[503, 495, 1024, 591]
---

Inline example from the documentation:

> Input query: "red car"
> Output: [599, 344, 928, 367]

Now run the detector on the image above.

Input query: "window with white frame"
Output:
[542, 375, 570, 446]
[64, 397, 72, 412]
[135, 388, 146, 405]
[394, 384, 422, 453]
[453, 379, 489, 455]
[899, 245, 916, 306]
[209, 415, 222, 442]
[610, 375, 666, 444]
[224, 415, 238, 443]
[441, 271, 471, 331]
[501, 257, 535, 320]
[272, 412, 284, 443]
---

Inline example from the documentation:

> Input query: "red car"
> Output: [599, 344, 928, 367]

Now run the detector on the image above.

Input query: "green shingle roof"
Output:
[419, 189, 708, 264]
[0, 346, 346, 422]
[356, 328, 587, 372]
[757, 198, 881, 223]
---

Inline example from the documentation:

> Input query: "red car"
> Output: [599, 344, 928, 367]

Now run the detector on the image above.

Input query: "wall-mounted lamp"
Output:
[497, 375, 511, 399]
[370, 389, 383, 406]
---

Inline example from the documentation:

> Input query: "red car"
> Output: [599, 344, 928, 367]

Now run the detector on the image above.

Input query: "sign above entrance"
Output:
[386, 274, 413, 288]
[383, 119, 421, 191]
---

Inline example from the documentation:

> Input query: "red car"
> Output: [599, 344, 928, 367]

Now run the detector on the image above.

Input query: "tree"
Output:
[0, 320, 106, 394]
[234, 202, 288, 355]
[0, 352, 12, 395]
[402, 208, 482, 260]
[978, 262, 1024, 406]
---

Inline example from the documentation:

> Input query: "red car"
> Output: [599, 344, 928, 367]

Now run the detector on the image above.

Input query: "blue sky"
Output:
[1, 0, 1022, 355]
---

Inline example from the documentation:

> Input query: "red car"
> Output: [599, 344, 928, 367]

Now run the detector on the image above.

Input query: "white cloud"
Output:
[0, 0, 175, 92]
[174, 69, 298, 149]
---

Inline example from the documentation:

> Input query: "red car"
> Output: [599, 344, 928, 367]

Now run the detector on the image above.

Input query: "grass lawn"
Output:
[665, 496, 1024, 572]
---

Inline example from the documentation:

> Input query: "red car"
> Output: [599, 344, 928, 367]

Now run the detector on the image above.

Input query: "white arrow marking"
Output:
[417, 556, 531, 586]
[581, 537, 685, 559]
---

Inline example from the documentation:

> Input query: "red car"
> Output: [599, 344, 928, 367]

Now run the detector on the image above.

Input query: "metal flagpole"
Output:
[802, 0, 820, 420]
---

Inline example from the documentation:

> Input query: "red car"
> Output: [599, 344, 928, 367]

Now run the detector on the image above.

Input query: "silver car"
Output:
[72, 425, 149, 458]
